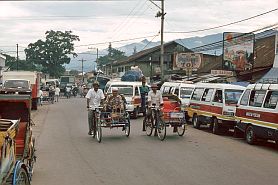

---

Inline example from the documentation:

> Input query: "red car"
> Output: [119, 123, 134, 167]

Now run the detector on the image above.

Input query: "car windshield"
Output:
[110, 85, 133, 95]
[4, 80, 29, 89]
[224, 89, 243, 105]
[180, 87, 194, 99]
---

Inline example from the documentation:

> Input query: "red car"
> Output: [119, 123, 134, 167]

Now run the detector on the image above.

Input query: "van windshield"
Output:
[110, 85, 133, 95]
[4, 80, 29, 89]
[224, 89, 243, 105]
[180, 87, 194, 99]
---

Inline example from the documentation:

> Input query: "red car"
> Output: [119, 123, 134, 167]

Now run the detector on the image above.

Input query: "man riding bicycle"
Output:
[86, 81, 105, 135]
[143, 84, 163, 133]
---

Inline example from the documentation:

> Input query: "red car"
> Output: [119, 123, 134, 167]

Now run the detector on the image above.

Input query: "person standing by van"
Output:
[140, 77, 149, 117]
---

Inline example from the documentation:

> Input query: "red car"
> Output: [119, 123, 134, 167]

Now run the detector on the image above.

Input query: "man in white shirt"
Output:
[147, 84, 163, 107]
[55, 85, 60, 102]
[143, 84, 164, 133]
[86, 81, 105, 136]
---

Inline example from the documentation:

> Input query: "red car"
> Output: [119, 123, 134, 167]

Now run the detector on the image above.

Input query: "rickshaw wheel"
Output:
[13, 167, 30, 185]
[144, 116, 153, 136]
[96, 120, 102, 143]
[177, 119, 186, 136]
[125, 117, 131, 137]
[157, 117, 166, 141]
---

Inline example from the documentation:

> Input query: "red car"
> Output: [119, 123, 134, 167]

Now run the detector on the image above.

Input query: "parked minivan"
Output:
[160, 81, 195, 109]
[235, 83, 278, 145]
[187, 83, 245, 134]
[106, 81, 148, 118]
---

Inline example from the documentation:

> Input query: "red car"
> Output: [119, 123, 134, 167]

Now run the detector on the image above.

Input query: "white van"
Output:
[106, 81, 148, 118]
[160, 81, 195, 109]
[187, 83, 245, 134]
[235, 83, 278, 145]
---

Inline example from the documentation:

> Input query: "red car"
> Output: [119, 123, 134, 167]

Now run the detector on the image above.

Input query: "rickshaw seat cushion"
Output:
[15, 122, 27, 155]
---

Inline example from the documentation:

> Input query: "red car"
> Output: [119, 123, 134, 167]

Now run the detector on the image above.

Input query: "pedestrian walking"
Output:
[55, 85, 60, 102]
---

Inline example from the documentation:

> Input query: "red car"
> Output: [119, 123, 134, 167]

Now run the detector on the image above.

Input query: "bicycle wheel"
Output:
[157, 116, 166, 141]
[96, 118, 102, 143]
[125, 114, 131, 137]
[13, 165, 30, 185]
[177, 118, 186, 136]
[144, 116, 154, 136]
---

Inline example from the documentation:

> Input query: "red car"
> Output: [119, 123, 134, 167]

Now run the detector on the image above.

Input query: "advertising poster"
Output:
[173, 53, 202, 70]
[223, 32, 255, 71]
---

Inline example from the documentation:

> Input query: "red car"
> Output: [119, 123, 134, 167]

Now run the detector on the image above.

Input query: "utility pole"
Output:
[160, 0, 165, 79]
[78, 58, 86, 83]
[153, 0, 165, 80]
[16, 44, 19, 71]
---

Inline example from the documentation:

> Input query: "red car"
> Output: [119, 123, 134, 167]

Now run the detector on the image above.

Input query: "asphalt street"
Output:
[31, 97, 278, 185]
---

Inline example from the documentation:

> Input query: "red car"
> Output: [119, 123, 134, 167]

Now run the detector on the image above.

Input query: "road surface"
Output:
[32, 97, 277, 185]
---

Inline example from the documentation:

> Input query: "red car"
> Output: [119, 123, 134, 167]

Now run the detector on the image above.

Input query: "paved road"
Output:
[32, 98, 277, 185]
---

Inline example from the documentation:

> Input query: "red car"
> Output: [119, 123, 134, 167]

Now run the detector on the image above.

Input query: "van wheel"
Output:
[192, 115, 200, 129]
[246, 125, 256, 145]
[212, 118, 220, 135]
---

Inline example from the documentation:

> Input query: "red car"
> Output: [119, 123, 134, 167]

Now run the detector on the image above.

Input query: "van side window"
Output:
[240, 90, 250, 106]
[201, 89, 214, 102]
[249, 90, 266, 107]
[263, 91, 278, 109]
[213, 90, 223, 103]
[174, 88, 179, 96]
[135, 87, 139, 96]
[163, 86, 171, 94]
[191, 88, 204, 101]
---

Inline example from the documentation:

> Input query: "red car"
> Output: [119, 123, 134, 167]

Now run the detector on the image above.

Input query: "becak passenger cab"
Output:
[106, 81, 146, 118]
[187, 83, 245, 134]
[235, 83, 278, 145]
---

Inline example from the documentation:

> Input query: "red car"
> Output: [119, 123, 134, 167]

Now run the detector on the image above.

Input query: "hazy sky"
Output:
[0, 0, 277, 58]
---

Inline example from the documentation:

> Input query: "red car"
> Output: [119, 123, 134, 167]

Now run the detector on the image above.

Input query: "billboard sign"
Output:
[173, 53, 202, 70]
[223, 32, 255, 71]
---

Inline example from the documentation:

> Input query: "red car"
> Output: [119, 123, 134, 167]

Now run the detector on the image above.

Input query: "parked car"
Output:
[235, 83, 278, 145]
[187, 83, 245, 134]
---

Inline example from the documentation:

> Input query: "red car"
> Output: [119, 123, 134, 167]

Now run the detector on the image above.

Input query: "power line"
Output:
[165, 8, 278, 34]
[75, 34, 159, 47]
[140, 32, 160, 51]
[191, 24, 278, 52]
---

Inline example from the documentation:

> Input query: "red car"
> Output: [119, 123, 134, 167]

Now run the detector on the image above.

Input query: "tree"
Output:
[2, 53, 37, 71]
[98, 44, 127, 66]
[69, 69, 79, 76]
[25, 30, 80, 77]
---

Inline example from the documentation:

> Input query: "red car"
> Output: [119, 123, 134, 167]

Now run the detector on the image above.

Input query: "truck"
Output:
[1, 71, 41, 110]
[60, 75, 75, 93]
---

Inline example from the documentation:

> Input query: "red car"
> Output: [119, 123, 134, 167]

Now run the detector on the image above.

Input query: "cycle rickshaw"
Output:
[90, 105, 131, 143]
[143, 94, 187, 141]
[0, 94, 36, 185]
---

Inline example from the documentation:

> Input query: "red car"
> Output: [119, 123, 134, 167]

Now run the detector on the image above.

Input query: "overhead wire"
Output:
[165, 8, 278, 34]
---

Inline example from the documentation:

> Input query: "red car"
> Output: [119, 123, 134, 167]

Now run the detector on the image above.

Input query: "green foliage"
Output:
[69, 69, 79, 76]
[99, 43, 127, 66]
[25, 30, 80, 78]
[2, 53, 37, 71]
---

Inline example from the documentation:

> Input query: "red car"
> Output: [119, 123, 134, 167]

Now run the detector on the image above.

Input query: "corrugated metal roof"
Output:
[259, 67, 278, 83]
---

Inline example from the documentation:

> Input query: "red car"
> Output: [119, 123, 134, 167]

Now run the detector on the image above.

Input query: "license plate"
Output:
[170, 112, 184, 118]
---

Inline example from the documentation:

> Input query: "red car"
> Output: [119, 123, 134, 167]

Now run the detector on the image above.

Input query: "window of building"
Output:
[213, 90, 223, 103]
[191, 88, 205, 101]
[201, 88, 214, 102]
[249, 90, 266, 107]
[263, 91, 278, 109]
[240, 89, 250, 106]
